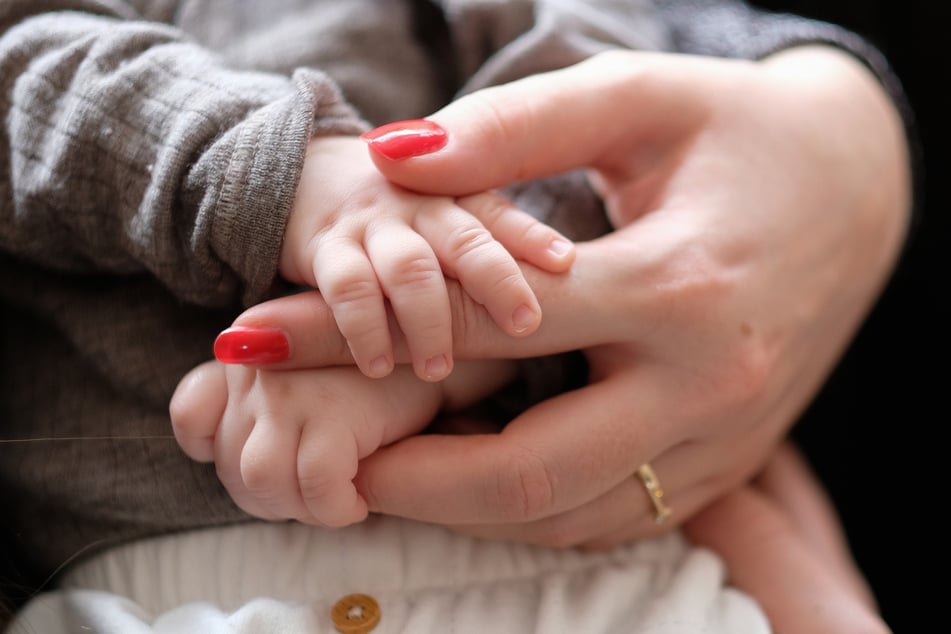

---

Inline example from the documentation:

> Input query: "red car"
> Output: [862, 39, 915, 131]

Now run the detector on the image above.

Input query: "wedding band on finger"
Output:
[636, 463, 672, 524]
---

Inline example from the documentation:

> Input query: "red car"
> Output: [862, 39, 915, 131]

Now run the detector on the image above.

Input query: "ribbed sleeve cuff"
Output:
[209, 69, 368, 306]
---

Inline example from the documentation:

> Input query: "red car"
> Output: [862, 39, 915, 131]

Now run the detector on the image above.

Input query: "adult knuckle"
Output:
[687, 331, 775, 418]
[489, 447, 557, 522]
[719, 336, 774, 408]
[458, 91, 533, 183]
[653, 245, 735, 320]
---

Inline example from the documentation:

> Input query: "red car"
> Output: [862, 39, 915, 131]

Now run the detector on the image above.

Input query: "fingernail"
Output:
[367, 355, 392, 378]
[360, 119, 448, 160]
[512, 304, 540, 334]
[547, 238, 573, 258]
[214, 327, 290, 364]
[423, 354, 451, 381]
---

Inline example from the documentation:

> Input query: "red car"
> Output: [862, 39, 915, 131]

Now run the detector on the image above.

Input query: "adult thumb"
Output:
[362, 50, 707, 196]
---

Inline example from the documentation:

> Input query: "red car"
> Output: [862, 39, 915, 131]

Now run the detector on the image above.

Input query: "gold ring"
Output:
[636, 463, 672, 524]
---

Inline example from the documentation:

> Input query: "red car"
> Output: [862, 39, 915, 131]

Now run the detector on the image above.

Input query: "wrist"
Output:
[760, 45, 913, 268]
[279, 136, 357, 286]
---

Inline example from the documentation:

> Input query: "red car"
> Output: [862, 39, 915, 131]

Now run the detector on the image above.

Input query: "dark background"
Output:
[752, 1, 947, 632]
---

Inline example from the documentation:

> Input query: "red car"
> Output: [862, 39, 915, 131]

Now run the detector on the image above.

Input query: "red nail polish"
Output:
[360, 119, 448, 160]
[214, 327, 290, 364]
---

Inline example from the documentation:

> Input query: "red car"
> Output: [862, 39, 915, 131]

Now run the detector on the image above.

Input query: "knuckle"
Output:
[718, 336, 774, 409]
[447, 279, 498, 352]
[677, 336, 775, 425]
[461, 191, 511, 228]
[457, 91, 533, 183]
[444, 225, 496, 264]
[386, 254, 441, 290]
[322, 275, 380, 308]
[239, 449, 282, 497]
[297, 467, 340, 505]
[633, 239, 782, 418]
[688, 331, 774, 418]
[487, 270, 527, 297]
[489, 447, 557, 522]
[651, 246, 735, 319]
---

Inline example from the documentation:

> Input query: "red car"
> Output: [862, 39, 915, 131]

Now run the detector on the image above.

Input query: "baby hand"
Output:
[170, 359, 517, 527]
[171, 362, 437, 526]
[279, 136, 574, 382]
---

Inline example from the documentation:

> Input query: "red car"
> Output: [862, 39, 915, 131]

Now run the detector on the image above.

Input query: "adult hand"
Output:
[197, 47, 911, 546]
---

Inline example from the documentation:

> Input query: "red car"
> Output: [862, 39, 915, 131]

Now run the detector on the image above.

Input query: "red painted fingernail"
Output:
[214, 327, 290, 364]
[360, 119, 448, 160]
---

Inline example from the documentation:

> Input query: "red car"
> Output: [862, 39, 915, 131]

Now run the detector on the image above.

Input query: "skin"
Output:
[683, 443, 891, 634]
[186, 46, 910, 545]
[170, 44, 907, 631]
[172, 357, 516, 526]
[282, 136, 575, 381]
[170, 372, 892, 632]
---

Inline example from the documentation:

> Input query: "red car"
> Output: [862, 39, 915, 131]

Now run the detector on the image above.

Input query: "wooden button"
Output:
[331, 593, 381, 633]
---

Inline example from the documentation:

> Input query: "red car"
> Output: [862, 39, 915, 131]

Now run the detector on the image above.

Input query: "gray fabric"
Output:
[0, 0, 913, 604]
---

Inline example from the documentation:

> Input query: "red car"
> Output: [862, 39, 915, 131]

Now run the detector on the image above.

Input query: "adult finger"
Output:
[683, 447, 891, 634]
[363, 50, 709, 195]
[753, 444, 879, 610]
[354, 361, 680, 525]
[218, 238, 640, 370]
[448, 421, 768, 548]
[448, 442, 719, 547]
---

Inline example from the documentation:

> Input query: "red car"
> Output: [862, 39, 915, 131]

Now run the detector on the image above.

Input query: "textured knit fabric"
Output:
[0, 0, 914, 613]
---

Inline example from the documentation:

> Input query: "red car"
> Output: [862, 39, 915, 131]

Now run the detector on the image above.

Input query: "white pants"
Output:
[7, 516, 769, 633]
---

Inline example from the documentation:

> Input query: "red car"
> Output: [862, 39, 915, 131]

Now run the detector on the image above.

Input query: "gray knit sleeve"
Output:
[0, 5, 366, 307]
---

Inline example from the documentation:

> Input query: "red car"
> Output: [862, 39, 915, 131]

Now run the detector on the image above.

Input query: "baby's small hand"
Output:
[170, 358, 518, 528]
[173, 361, 441, 527]
[280, 136, 574, 382]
